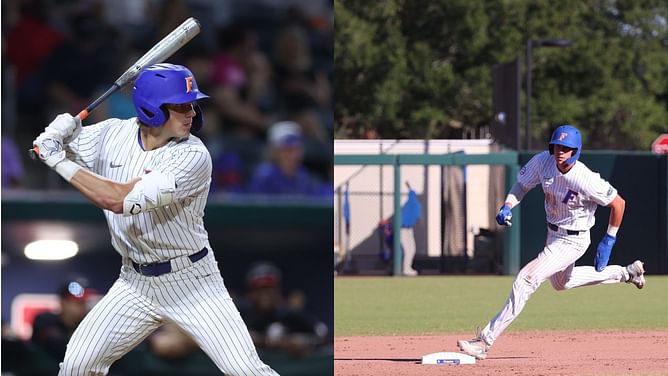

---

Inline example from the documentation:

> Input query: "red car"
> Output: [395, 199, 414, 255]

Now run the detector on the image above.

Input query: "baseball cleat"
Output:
[625, 260, 645, 289]
[457, 336, 489, 360]
[403, 268, 418, 276]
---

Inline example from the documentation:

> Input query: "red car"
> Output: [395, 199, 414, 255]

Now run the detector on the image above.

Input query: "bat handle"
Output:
[29, 145, 39, 160]
[29, 113, 84, 160]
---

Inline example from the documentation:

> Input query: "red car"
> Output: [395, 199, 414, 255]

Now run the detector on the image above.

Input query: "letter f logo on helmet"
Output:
[185, 76, 193, 93]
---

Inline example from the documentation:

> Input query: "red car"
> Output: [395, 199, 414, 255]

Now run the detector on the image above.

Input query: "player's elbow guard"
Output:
[123, 171, 176, 216]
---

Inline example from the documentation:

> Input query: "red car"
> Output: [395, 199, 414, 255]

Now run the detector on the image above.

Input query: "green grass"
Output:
[334, 275, 668, 336]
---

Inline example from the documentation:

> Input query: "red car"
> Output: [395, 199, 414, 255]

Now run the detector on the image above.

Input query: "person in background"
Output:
[211, 21, 275, 139]
[1, 136, 25, 188]
[43, 8, 117, 118]
[272, 24, 330, 144]
[247, 121, 331, 196]
[238, 262, 328, 358]
[31, 278, 95, 361]
[211, 22, 277, 184]
[401, 186, 422, 276]
[148, 320, 200, 359]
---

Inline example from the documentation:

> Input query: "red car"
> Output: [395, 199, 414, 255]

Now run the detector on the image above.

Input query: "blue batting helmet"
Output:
[549, 125, 582, 166]
[132, 63, 209, 131]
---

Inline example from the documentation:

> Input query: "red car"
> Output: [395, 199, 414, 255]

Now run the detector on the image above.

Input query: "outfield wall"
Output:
[334, 144, 668, 275]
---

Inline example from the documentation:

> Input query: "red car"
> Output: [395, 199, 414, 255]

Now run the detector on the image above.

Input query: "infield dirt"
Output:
[335, 330, 668, 375]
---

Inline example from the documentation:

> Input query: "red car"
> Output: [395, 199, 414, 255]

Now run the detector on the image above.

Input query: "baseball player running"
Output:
[32, 63, 279, 375]
[457, 125, 645, 360]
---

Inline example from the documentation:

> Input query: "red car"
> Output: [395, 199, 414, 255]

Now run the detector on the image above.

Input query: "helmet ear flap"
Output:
[192, 103, 204, 133]
[159, 105, 170, 126]
[138, 105, 168, 127]
[549, 144, 554, 155]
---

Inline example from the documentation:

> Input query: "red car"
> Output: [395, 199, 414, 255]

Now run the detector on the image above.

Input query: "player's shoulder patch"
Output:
[606, 187, 614, 197]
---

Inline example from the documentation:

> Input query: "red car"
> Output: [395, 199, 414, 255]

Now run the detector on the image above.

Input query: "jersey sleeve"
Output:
[516, 152, 543, 191]
[64, 120, 113, 170]
[585, 172, 617, 206]
[159, 145, 212, 199]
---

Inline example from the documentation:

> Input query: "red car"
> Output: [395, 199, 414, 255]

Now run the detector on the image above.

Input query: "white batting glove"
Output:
[44, 113, 82, 144]
[33, 134, 67, 168]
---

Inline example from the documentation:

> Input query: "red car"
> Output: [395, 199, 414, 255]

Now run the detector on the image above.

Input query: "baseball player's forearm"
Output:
[606, 194, 625, 234]
[504, 182, 529, 208]
[69, 169, 140, 214]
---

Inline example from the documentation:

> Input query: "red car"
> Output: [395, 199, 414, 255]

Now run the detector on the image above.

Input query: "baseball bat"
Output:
[30, 17, 201, 159]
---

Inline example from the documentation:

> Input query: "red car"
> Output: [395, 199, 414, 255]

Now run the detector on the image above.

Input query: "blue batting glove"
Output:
[495, 204, 512, 226]
[594, 234, 616, 272]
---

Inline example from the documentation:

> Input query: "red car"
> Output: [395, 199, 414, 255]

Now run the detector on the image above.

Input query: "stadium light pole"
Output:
[525, 38, 572, 150]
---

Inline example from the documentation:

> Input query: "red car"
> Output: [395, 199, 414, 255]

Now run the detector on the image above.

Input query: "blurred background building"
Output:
[1, 0, 333, 374]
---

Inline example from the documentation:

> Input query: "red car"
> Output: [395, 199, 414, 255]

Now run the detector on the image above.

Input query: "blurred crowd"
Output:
[2, 0, 333, 198]
[2, 263, 331, 375]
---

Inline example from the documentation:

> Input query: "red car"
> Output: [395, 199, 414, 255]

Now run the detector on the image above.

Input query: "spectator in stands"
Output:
[5, 0, 63, 90]
[1, 136, 25, 188]
[211, 21, 277, 184]
[272, 24, 331, 140]
[237, 262, 328, 358]
[247, 121, 331, 196]
[211, 150, 246, 193]
[272, 22, 333, 182]
[43, 8, 118, 118]
[5, 0, 64, 141]
[212, 22, 276, 137]
[31, 277, 95, 361]
[148, 320, 200, 360]
[3, 321, 60, 374]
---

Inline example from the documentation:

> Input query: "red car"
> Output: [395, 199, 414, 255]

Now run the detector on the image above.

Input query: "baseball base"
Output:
[421, 351, 476, 365]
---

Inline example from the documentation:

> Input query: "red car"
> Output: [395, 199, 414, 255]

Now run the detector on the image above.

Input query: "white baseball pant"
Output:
[59, 254, 278, 375]
[401, 227, 417, 275]
[480, 228, 628, 345]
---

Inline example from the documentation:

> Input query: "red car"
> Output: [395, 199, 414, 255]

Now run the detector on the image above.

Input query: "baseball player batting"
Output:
[457, 124, 646, 360]
[31, 64, 279, 375]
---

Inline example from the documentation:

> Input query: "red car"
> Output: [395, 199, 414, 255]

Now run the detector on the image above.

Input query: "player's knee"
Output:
[513, 271, 544, 299]
[514, 271, 534, 289]
[60, 357, 107, 376]
[232, 361, 276, 376]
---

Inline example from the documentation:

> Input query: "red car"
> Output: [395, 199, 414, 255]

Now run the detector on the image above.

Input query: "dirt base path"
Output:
[335, 330, 668, 376]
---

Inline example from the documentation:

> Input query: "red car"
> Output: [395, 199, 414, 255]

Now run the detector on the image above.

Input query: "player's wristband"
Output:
[504, 194, 519, 209]
[54, 160, 82, 182]
[606, 225, 619, 237]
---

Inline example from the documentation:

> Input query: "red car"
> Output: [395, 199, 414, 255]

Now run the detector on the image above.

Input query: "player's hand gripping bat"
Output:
[30, 17, 202, 159]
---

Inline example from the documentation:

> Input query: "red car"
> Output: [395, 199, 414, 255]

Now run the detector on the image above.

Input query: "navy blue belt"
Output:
[548, 223, 581, 236]
[132, 248, 208, 277]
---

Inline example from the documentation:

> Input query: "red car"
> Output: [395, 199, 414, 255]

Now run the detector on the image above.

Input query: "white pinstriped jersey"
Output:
[517, 151, 617, 231]
[65, 117, 212, 264]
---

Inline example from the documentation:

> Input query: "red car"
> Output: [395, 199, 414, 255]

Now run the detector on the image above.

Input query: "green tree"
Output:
[335, 0, 668, 150]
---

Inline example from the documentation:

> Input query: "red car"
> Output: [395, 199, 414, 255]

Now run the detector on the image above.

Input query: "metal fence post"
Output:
[393, 156, 402, 276]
